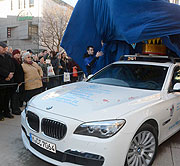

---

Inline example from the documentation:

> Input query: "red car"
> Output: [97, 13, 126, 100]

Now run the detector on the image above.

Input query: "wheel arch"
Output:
[125, 119, 159, 166]
[140, 119, 159, 138]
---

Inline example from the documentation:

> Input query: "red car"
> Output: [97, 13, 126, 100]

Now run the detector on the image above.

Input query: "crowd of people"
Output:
[0, 42, 84, 121]
[0, 41, 105, 122]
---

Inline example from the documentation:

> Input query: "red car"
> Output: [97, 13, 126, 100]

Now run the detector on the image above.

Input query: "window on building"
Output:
[28, 24, 38, 39]
[29, 0, 34, 8]
[24, 0, 26, 8]
[11, 0, 13, 10]
[18, 0, 23, 9]
[7, 27, 11, 38]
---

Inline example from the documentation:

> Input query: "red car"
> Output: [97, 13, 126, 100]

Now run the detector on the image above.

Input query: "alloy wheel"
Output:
[126, 130, 156, 166]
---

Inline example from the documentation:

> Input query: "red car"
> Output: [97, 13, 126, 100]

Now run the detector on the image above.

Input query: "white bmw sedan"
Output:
[21, 58, 180, 166]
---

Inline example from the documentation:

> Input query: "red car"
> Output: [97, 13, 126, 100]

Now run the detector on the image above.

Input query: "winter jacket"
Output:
[22, 62, 43, 90]
[0, 53, 15, 89]
[11, 58, 24, 92]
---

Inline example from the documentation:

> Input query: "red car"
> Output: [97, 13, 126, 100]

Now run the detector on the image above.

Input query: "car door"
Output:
[162, 66, 180, 138]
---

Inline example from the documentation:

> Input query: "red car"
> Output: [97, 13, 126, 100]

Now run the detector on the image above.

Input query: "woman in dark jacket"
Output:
[39, 56, 48, 91]
[10, 49, 24, 115]
[47, 51, 60, 89]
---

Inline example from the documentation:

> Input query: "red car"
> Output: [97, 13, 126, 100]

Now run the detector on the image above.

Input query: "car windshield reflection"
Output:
[88, 64, 168, 90]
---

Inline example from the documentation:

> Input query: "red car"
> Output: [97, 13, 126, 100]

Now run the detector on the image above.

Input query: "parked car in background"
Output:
[21, 55, 180, 166]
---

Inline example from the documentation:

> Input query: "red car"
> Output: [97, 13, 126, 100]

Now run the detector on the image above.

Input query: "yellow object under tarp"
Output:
[142, 38, 167, 55]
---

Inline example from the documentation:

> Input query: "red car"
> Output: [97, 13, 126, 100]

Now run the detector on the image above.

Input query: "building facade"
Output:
[170, 0, 180, 4]
[0, 0, 72, 52]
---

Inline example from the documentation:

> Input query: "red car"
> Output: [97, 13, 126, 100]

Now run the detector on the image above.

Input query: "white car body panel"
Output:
[21, 60, 180, 166]
[29, 82, 161, 121]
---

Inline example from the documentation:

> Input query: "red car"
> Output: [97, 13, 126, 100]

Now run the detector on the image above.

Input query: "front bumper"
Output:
[21, 107, 132, 166]
[22, 125, 104, 165]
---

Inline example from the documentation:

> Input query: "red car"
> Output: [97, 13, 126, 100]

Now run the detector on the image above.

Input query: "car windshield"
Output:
[88, 64, 168, 90]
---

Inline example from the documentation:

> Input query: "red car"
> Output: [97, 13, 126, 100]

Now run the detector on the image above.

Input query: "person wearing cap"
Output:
[27, 49, 34, 55]
[0, 42, 15, 121]
[10, 49, 24, 115]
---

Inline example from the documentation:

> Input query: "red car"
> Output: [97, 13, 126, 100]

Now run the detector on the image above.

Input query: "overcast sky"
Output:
[63, 0, 78, 7]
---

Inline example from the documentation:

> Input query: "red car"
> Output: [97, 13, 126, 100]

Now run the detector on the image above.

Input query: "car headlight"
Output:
[74, 119, 126, 138]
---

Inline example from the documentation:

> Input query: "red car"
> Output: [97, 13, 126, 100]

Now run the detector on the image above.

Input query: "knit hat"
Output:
[12, 49, 20, 56]
[0, 42, 7, 48]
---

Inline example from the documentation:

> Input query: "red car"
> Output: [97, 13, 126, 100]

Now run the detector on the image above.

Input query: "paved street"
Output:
[0, 115, 52, 166]
[1, 114, 180, 166]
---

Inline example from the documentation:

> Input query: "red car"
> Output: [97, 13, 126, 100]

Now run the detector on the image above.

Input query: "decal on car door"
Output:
[170, 104, 174, 117]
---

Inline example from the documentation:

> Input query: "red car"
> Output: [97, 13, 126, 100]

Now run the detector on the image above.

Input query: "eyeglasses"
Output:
[27, 56, 31, 58]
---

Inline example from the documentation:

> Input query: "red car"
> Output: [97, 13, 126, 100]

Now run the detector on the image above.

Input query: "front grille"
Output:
[41, 119, 67, 140]
[26, 111, 39, 132]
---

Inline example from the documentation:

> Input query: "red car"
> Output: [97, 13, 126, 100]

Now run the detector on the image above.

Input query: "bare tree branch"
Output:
[37, 3, 72, 52]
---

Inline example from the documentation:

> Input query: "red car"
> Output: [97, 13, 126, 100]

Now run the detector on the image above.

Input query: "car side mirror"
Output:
[87, 74, 93, 79]
[172, 83, 180, 92]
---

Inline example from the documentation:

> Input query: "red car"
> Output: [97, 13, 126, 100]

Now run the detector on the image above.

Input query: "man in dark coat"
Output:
[0, 42, 15, 121]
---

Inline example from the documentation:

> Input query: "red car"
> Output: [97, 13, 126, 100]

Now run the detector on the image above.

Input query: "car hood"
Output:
[29, 82, 161, 122]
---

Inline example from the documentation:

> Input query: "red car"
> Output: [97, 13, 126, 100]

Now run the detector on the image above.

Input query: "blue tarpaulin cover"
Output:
[61, 0, 180, 73]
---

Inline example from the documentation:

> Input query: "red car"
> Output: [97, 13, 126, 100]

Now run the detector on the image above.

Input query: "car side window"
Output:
[169, 66, 180, 91]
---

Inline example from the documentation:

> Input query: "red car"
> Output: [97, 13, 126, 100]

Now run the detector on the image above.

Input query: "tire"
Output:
[125, 124, 158, 166]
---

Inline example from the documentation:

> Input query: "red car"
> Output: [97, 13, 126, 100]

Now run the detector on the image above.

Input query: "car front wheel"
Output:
[125, 124, 158, 166]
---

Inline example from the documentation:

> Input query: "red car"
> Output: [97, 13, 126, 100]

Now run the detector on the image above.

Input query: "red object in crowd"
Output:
[73, 66, 78, 77]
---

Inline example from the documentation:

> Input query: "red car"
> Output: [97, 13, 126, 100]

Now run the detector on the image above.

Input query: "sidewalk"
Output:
[0, 115, 52, 166]
[153, 131, 180, 166]
[0, 114, 180, 166]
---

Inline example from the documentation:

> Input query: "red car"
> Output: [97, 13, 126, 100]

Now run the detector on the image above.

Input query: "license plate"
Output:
[29, 133, 56, 153]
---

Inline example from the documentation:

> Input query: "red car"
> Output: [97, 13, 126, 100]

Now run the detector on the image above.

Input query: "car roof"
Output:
[113, 61, 173, 67]
[112, 55, 180, 67]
